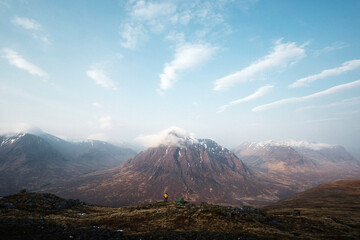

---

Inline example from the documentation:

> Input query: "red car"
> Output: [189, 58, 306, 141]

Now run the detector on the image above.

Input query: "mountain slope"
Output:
[232, 141, 316, 174]
[263, 179, 360, 219]
[233, 141, 360, 185]
[0, 133, 78, 195]
[47, 133, 286, 207]
[0, 132, 137, 195]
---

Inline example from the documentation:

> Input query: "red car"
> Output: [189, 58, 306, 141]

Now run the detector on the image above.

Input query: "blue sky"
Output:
[0, 0, 360, 150]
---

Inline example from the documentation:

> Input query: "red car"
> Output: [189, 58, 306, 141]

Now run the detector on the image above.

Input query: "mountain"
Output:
[233, 140, 360, 191]
[0, 132, 137, 195]
[263, 179, 360, 219]
[46, 131, 289, 207]
[38, 132, 137, 172]
[283, 140, 360, 168]
[0, 133, 77, 195]
[232, 141, 317, 173]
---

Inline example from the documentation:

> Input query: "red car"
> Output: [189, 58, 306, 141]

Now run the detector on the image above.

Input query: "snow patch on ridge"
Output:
[0, 133, 26, 147]
[243, 140, 336, 151]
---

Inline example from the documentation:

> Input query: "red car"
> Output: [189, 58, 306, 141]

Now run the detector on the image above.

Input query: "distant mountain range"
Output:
[0, 132, 137, 195]
[1, 130, 359, 207]
[232, 140, 360, 192]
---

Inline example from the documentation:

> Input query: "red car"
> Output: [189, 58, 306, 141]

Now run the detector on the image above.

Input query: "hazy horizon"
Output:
[1, 0, 360, 150]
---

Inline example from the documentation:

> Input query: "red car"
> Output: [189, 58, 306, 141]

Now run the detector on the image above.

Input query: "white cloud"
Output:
[289, 60, 360, 88]
[131, 0, 176, 22]
[159, 43, 217, 92]
[86, 67, 117, 89]
[2, 48, 48, 78]
[296, 96, 360, 111]
[11, 16, 41, 30]
[99, 116, 112, 130]
[134, 126, 197, 148]
[11, 16, 50, 45]
[213, 39, 306, 91]
[218, 85, 273, 113]
[252, 79, 360, 112]
[119, 1, 176, 49]
[120, 1, 232, 49]
[119, 23, 146, 49]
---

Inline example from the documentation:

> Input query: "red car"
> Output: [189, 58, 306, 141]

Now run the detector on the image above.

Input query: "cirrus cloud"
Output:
[2, 48, 48, 79]
[86, 66, 117, 89]
[218, 85, 274, 113]
[253, 79, 360, 112]
[289, 59, 360, 88]
[214, 39, 307, 91]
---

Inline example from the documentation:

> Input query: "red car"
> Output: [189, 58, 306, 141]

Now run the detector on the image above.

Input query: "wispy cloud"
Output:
[131, 0, 176, 28]
[120, 1, 233, 49]
[12, 16, 41, 30]
[289, 60, 360, 88]
[314, 42, 349, 56]
[218, 85, 273, 113]
[86, 66, 117, 89]
[119, 23, 146, 49]
[2, 48, 48, 79]
[253, 79, 360, 112]
[11, 16, 50, 45]
[214, 39, 306, 91]
[119, 1, 176, 49]
[296, 96, 360, 112]
[158, 43, 217, 92]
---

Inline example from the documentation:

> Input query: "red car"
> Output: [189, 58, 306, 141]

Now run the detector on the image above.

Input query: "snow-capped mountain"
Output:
[232, 140, 360, 192]
[0, 132, 137, 196]
[233, 141, 317, 174]
[47, 130, 289, 207]
[233, 140, 360, 170]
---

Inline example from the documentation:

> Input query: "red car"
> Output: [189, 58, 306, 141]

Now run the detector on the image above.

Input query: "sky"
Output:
[0, 0, 360, 150]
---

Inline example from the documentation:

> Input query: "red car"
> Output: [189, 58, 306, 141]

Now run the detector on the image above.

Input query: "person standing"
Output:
[164, 193, 168, 202]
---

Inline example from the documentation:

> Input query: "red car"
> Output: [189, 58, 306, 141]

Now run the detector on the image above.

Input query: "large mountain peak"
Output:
[48, 133, 279, 207]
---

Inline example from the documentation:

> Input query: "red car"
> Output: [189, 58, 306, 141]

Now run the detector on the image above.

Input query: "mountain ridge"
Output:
[0, 132, 137, 196]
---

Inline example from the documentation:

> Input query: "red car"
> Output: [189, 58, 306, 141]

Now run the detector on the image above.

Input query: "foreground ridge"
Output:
[1, 185, 360, 240]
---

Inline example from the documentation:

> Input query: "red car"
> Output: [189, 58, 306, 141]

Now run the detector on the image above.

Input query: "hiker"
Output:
[164, 193, 168, 202]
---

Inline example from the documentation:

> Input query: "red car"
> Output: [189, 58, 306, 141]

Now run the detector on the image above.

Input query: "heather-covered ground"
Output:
[1, 185, 359, 240]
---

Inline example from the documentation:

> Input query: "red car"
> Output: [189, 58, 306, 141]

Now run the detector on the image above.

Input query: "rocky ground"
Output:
[0, 190, 359, 240]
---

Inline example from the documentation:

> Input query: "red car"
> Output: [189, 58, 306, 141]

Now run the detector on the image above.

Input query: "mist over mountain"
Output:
[0, 131, 137, 196]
